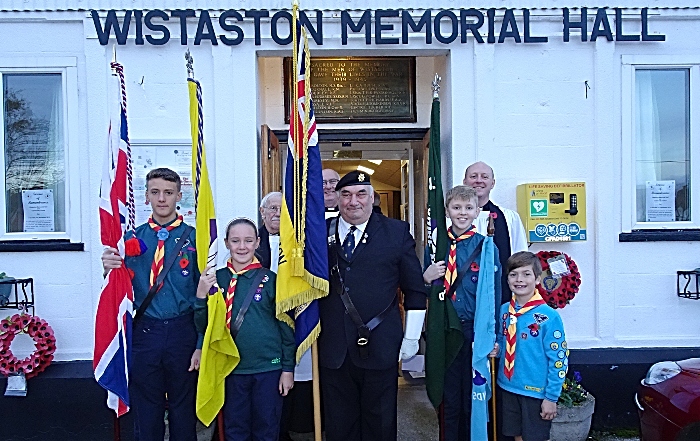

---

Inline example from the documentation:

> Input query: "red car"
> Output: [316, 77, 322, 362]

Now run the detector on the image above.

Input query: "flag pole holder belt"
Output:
[332, 265, 397, 359]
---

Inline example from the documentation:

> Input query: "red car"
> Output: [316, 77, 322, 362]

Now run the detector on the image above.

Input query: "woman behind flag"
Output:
[195, 218, 295, 441]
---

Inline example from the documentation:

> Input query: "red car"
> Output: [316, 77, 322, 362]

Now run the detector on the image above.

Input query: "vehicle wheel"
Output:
[675, 423, 700, 441]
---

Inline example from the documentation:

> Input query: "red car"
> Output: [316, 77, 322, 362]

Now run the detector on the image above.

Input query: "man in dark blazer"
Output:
[255, 191, 281, 270]
[319, 171, 427, 441]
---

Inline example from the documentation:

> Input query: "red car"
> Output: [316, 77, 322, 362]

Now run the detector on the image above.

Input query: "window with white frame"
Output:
[623, 57, 700, 230]
[0, 59, 79, 241]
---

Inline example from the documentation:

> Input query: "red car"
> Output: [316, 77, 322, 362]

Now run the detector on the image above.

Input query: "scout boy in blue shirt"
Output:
[497, 251, 568, 441]
[102, 167, 201, 441]
[423, 185, 501, 441]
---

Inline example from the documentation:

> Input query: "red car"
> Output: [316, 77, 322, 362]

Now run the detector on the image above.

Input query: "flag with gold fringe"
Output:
[276, 13, 329, 362]
[187, 60, 240, 425]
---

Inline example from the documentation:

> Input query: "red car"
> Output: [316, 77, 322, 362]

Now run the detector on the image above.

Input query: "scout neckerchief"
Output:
[148, 214, 183, 290]
[225, 257, 263, 329]
[444, 225, 477, 301]
[503, 291, 546, 380]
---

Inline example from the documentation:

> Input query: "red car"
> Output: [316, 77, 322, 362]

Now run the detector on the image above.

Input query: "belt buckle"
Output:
[357, 337, 369, 346]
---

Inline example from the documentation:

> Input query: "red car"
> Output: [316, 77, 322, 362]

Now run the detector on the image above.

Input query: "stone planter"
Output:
[550, 394, 595, 441]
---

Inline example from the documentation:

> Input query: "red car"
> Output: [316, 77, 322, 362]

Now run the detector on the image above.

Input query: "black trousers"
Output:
[443, 321, 474, 441]
[279, 380, 317, 436]
[321, 356, 398, 441]
[131, 313, 198, 441]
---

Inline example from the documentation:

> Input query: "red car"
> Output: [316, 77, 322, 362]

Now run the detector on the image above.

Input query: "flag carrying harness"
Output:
[327, 218, 397, 360]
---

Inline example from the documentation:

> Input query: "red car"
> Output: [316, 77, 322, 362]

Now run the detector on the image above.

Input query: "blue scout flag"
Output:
[471, 234, 496, 440]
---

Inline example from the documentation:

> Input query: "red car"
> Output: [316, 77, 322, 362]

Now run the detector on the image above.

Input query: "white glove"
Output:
[399, 338, 419, 361]
[399, 310, 426, 361]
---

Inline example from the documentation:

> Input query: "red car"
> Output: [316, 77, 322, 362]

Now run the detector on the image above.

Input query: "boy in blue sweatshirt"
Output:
[497, 251, 568, 441]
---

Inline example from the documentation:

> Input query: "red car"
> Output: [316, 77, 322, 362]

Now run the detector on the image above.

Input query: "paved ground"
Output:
[289, 376, 437, 441]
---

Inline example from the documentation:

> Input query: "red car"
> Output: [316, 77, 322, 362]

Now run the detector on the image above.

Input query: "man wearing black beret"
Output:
[319, 170, 427, 441]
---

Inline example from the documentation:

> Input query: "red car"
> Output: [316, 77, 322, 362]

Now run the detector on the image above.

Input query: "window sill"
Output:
[619, 230, 700, 242]
[0, 240, 84, 252]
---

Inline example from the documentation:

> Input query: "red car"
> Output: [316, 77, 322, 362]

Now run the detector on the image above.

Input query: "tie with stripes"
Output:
[443, 225, 476, 301]
[224, 259, 263, 329]
[503, 292, 546, 380]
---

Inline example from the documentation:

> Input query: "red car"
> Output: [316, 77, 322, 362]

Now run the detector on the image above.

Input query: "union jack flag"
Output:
[94, 62, 134, 417]
[277, 21, 328, 363]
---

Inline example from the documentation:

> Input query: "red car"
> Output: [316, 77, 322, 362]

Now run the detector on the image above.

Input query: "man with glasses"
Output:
[322, 168, 341, 219]
[256, 191, 282, 271]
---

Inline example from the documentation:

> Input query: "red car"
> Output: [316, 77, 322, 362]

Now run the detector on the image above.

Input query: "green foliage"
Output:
[558, 371, 589, 408]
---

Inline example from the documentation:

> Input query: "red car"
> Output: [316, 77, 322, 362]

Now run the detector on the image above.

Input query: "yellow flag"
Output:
[196, 293, 240, 425]
[188, 79, 217, 273]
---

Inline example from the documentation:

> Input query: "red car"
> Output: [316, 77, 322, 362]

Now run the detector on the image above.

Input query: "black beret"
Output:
[335, 170, 371, 191]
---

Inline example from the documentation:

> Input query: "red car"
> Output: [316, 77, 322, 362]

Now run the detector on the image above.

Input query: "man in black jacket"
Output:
[256, 191, 281, 270]
[320, 171, 427, 441]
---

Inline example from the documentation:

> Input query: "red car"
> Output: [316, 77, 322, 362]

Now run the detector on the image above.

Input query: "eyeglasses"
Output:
[322, 179, 339, 186]
[264, 205, 281, 213]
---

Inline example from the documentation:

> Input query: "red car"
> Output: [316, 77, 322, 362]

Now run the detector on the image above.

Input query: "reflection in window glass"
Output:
[3, 74, 64, 233]
[635, 69, 691, 222]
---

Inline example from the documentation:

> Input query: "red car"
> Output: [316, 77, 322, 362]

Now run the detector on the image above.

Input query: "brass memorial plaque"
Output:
[284, 57, 417, 123]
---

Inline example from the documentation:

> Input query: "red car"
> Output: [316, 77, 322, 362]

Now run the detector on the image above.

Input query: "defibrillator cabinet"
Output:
[516, 182, 587, 243]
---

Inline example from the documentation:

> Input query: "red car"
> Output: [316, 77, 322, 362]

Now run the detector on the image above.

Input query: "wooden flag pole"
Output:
[490, 357, 498, 440]
[312, 341, 322, 441]
[488, 215, 497, 441]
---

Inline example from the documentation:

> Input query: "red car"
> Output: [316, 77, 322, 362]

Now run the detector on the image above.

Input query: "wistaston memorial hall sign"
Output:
[91, 8, 666, 46]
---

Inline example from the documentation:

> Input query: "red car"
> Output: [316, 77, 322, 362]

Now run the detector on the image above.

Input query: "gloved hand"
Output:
[399, 338, 419, 361]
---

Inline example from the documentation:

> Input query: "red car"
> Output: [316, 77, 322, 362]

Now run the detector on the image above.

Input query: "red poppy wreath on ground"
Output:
[535, 251, 581, 309]
[0, 314, 56, 378]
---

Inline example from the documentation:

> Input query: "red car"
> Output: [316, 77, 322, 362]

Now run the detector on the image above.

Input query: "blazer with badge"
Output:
[320, 212, 427, 371]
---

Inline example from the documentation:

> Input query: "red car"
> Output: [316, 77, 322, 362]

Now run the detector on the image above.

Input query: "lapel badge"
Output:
[262, 275, 269, 283]
[181, 269, 189, 277]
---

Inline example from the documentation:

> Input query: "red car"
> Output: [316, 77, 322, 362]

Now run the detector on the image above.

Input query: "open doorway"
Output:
[259, 128, 429, 260]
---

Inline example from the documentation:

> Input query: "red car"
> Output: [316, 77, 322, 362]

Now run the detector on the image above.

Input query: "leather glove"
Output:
[399, 338, 419, 361]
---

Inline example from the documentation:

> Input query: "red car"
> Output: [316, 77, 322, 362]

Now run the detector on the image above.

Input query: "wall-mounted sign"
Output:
[283, 57, 416, 123]
[91, 8, 665, 47]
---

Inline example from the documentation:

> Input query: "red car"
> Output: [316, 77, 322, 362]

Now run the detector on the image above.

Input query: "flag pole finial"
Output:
[432, 73, 441, 99]
[185, 49, 194, 79]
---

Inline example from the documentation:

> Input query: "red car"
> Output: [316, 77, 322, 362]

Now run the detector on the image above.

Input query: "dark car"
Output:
[637, 358, 700, 441]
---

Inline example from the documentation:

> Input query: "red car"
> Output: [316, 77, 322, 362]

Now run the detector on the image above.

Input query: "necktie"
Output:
[225, 258, 263, 329]
[443, 225, 476, 301]
[503, 292, 546, 380]
[148, 215, 183, 290]
[342, 226, 357, 259]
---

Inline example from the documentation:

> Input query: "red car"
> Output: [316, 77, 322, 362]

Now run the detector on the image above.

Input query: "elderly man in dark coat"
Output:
[320, 170, 427, 441]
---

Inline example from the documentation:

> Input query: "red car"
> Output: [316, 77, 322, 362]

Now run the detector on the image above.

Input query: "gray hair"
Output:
[260, 191, 282, 209]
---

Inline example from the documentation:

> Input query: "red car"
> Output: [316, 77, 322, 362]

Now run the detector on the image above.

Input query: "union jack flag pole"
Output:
[94, 49, 135, 428]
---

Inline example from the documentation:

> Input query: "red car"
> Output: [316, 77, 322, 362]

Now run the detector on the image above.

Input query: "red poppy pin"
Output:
[489, 212, 498, 219]
[179, 257, 189, 269]
[470, 262, 480, 272]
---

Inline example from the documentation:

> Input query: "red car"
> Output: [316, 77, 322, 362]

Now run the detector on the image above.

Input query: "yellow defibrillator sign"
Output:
[516, 182, 587, 243]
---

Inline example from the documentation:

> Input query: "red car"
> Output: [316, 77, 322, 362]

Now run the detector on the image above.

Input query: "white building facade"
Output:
[1, 0, 699, 432]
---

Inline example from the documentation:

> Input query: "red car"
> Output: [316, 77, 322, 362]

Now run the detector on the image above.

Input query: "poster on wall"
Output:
[22, 189, 55, 232]
[645, 180, 675, 222]
[132, 141, 196, 226]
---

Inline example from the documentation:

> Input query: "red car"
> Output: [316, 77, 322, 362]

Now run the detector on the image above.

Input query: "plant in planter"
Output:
[551, 371, 596, 441]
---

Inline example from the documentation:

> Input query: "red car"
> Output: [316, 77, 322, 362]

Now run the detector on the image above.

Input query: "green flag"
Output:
[424, 95, 465, 409]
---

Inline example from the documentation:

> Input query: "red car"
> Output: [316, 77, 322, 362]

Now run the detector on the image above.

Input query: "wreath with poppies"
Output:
[535, 251, 581, 309]
[0, 314, 56, 378]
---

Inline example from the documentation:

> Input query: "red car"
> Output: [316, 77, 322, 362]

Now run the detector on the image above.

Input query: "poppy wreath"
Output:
[0, 314, 56, 378]
[535, 251, 581, 309]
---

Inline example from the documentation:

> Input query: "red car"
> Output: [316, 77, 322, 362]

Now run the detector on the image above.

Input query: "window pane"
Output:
[3, 74, 64, 233]
[635, 69, 691, 223]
